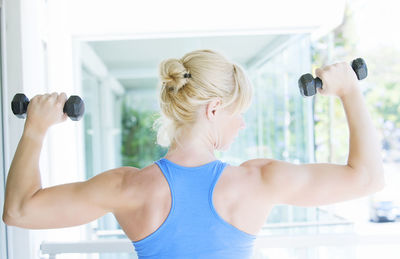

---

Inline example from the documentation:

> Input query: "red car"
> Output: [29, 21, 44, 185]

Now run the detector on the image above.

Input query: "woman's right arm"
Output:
[3, 165, 141, 229]
[241, 62, 385, 207]
[2, 93, 142, 228]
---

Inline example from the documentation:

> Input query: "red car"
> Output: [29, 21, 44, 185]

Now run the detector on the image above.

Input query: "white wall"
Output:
[66, 0, 345, 40]
[3, 0, 37, 258]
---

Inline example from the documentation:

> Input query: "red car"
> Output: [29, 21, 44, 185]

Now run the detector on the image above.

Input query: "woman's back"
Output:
[114, 157, 274, 258]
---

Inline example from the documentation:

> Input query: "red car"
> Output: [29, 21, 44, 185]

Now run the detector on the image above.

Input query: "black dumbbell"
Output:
[298, 58, 368, 97]
[11, 93, 85, 121]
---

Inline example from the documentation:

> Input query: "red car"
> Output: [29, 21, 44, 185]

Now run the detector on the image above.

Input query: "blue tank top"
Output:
[131, 158, 257, 259]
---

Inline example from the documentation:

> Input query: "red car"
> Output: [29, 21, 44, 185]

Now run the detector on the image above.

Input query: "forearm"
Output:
[3, 126, 46, 218]
[340, 87, 385, 186]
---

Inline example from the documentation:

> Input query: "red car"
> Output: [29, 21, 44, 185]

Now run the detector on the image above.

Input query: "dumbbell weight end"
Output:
[63, 95, 85, 121]
[11, 93, 29, 119]
[298, 74, 323, 97]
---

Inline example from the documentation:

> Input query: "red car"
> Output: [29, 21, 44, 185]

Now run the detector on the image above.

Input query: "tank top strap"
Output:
[154, 158, 226, 199]
[154, 158, 175, 195]
[210, 160, 229, 191]
[154, 158, 173, 182]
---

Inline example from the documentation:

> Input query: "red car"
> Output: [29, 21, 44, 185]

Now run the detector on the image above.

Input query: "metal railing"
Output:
[39, 219, 400, 259]
[40, 231, 400, 259]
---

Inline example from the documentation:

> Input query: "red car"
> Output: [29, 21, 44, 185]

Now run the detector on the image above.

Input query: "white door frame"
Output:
[1, 3, 10, 258]
[1, 0, 38, 258]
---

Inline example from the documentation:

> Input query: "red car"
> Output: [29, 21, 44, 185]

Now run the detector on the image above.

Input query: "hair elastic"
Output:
[184, 73, 191, 78]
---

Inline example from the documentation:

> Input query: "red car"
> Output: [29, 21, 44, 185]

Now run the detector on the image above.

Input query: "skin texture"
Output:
[3, 62, 385, 241]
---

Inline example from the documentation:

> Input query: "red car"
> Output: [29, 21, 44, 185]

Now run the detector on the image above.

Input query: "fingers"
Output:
[315, 67, 323, 80]
[43, 93, 52, 101]
[47, 92, 58, 102]
[56, 92, 67, 107]
[315, 64, 332, 79]
[316, 62, 348, 77]
[29, 93, 68, 112]
[35, 92, 67, 101]
[314, 61, 355, 97]
[315, 67, 327, 91]
[30, 94, 40, 103]
[315, 66, 332, 95]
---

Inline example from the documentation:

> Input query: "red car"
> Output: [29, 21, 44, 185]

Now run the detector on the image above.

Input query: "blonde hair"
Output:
[153, 49, 253, 148]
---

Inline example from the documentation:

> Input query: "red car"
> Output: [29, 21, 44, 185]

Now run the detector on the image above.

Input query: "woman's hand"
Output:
[24, 92, 68, 136]
[315, 62, 360, 98]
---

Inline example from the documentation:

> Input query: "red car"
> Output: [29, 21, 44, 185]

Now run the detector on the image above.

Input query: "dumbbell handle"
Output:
[11, 93, 85, 121]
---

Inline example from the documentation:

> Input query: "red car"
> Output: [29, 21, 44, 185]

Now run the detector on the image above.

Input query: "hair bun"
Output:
[159, 58, 190, 93]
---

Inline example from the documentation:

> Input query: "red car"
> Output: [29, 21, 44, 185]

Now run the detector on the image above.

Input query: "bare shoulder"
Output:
[239, 158, 275, 169]
[100, 166, 140, 191]
[215, 159, 277, 217]
[115, 163, 167, 208]
[222, 158, 277, 196]
[120, 164, 163, 190]
[237, 158, 286, 200]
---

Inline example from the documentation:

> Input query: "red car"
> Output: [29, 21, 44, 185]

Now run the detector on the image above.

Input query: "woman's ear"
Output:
[206, 99, 222, 121]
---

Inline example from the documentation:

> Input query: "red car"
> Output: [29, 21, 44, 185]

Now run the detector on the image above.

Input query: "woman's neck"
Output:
[165, 139, 217, 166]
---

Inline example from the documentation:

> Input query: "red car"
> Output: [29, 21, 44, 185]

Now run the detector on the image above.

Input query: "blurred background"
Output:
[1, 0, 400, 258]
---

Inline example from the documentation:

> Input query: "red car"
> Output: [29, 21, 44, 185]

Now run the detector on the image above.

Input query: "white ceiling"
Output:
[88, 34, 291, 89]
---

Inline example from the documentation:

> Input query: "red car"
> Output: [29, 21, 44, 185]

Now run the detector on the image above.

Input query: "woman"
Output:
[3, 49, 385, 258]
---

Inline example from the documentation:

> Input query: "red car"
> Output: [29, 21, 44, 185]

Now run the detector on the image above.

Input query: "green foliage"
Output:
[364, 48, 400, 162]
[121, 101, 167, 168]
[312, 2, 400, 163]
